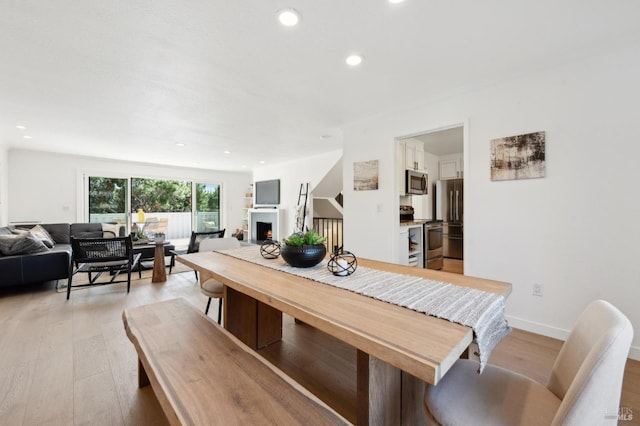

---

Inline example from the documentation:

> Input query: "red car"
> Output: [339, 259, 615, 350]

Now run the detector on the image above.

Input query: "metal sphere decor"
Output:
[327, 249, 357, 276]
[260, 239, 281, 259]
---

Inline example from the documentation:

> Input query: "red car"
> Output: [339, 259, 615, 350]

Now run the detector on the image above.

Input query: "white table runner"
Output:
[218, 246, 510, 372]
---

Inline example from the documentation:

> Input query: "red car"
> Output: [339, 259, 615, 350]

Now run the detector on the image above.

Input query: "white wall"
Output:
[253, 149, 342, 237]
[343, 43, 640, 359]
[8, 149, 251, 233]
[0, 142, 8, 226]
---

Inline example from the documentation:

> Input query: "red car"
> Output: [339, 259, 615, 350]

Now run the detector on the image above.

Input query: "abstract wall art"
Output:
[490, 131, 546, 181]
[353, 160, 379, 190]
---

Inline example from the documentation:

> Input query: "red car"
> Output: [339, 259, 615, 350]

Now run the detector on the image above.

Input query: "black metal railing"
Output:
[313, 217, 343, 253]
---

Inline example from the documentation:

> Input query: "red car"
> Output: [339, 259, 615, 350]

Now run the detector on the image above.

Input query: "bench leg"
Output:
[138, 358, 150, 388]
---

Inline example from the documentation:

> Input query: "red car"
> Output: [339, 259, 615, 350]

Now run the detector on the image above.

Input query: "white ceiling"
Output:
[2, 1, 639, 171]
[404, 127, 464, 157]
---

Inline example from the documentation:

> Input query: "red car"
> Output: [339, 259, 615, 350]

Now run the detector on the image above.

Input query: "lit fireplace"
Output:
[256, 221, 273, 242]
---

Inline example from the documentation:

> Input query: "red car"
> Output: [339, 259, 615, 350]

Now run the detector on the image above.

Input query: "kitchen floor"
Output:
[442, 258, 463, 274]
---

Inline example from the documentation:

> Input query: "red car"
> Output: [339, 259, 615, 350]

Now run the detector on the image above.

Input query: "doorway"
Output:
[397, 124, 465, 273]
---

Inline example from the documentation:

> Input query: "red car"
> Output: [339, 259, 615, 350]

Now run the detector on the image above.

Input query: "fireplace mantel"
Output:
[247, 208, 285, 243]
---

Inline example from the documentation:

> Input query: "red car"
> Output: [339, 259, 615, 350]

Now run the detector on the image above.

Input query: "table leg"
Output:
[225, 286, 282, 349]
[357, 351, 426, 426]
[357, 350, 401, 425]
[152, 244, 167, 282]
[138, 358, 150, 388]
[401, 371, 427, 425]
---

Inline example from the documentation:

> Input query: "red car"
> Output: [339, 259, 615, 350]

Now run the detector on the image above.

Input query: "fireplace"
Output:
[248, 208, 282, 243]
[256, 221, 273, 242]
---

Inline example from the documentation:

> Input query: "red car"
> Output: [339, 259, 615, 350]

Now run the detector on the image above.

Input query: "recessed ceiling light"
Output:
[16, 125, 26, 130]
[175, 142, 185, 147]
[259, 160, 266, 164]
[346, 54, 363, 67]
[277, 8, 301, 27]
[388, 0, 405, 3]
[23, 135, 32, 139]
[224, 150, 231, 154]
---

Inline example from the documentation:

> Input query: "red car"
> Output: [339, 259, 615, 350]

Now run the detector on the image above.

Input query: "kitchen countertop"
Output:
[400, 220, 443, 227]
[400, 220, 427, 226]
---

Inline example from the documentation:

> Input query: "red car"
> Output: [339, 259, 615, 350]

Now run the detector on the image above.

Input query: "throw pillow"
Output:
[29, 224, 55, 248]
[0, 233, 49, 256]
[102, 223, 122, 238]
[0, 234, 18, 254]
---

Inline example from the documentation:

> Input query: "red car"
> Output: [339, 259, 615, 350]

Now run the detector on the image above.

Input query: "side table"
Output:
[152, 243, 167, 283]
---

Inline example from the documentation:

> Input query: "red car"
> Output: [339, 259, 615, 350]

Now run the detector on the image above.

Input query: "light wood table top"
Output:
[178, 252, 511, 386]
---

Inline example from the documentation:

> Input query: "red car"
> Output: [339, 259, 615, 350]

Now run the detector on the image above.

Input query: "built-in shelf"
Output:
[399, 224, 424, 268]
[242, 185, 253, 241]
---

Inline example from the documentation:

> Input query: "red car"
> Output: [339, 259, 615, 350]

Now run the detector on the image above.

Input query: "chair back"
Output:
[187, 229, 226, 253]
[70, 236, 133, 264]
[199, 237, 240, 252]
[547, 300, 633, 425]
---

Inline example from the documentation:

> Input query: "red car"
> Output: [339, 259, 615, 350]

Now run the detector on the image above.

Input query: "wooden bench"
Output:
[122, 298, 349, 426]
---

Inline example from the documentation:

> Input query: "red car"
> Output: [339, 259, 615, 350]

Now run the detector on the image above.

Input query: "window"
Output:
[86, 175, 222, 247]
[195, 183, 220, 232]
[130, 177, 192, 214]
[88, 177, 128, 226]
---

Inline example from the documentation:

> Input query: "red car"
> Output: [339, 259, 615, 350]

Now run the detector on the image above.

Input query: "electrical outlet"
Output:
[532, 283, 543, 297]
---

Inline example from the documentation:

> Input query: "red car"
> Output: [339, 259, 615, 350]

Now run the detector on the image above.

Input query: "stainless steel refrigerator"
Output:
[435, 179, 463, 259]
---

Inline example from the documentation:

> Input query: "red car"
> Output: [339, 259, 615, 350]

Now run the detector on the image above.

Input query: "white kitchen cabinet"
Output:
[439, 155, 463, 180]
[405, 141, 425, 172]
[398, 224, 423, 268]
[399, 141, 428, 195]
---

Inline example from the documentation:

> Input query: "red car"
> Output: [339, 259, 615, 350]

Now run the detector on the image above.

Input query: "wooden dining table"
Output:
[177, 251, 511, 426]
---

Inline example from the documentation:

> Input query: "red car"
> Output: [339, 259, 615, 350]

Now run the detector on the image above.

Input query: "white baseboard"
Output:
[506, 315, 640, 361]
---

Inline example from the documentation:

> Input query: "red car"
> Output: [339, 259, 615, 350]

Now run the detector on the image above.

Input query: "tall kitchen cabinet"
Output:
[398, 224, 424, 267]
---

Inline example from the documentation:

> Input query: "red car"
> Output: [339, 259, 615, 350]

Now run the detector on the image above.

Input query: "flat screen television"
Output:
[255, 179, 280, 206]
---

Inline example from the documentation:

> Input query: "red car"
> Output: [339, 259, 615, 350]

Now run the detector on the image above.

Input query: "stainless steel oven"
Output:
[424, 221, 443, 270]
[405, 170, 428, 195]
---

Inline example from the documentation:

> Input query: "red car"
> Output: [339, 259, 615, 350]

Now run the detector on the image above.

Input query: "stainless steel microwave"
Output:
[405, 170, 428, 195]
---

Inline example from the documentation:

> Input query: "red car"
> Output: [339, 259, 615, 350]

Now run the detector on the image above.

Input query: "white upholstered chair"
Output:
[197, 237, 241, 324]
[423, 300, 633, 426]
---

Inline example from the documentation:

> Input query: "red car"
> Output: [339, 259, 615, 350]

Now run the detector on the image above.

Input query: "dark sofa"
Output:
[0, 223, 124, 287]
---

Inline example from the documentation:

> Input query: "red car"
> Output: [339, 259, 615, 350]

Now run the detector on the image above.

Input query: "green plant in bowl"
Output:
[283, 230, 326, 246]
[281, 230, 327, 267]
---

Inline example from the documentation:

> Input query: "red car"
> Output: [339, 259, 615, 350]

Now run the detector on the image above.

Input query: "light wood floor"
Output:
[442, 258, 464, 274]
[1, 268, 638, 425]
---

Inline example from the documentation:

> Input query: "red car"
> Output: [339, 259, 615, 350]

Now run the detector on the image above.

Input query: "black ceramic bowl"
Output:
[280, 244, 327, 268]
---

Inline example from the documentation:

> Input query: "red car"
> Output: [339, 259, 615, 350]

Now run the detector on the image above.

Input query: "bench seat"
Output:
[122, 298, 349, 425]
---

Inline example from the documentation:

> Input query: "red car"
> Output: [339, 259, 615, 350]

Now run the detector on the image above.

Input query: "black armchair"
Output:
[187, 229, 226, 253]
[169, 229, 225, 278]
[67, 236, 141, 299]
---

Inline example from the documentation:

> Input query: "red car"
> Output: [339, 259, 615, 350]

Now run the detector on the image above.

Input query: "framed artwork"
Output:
[491, 131, 546, 181]
[353, 160, 379, 191]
